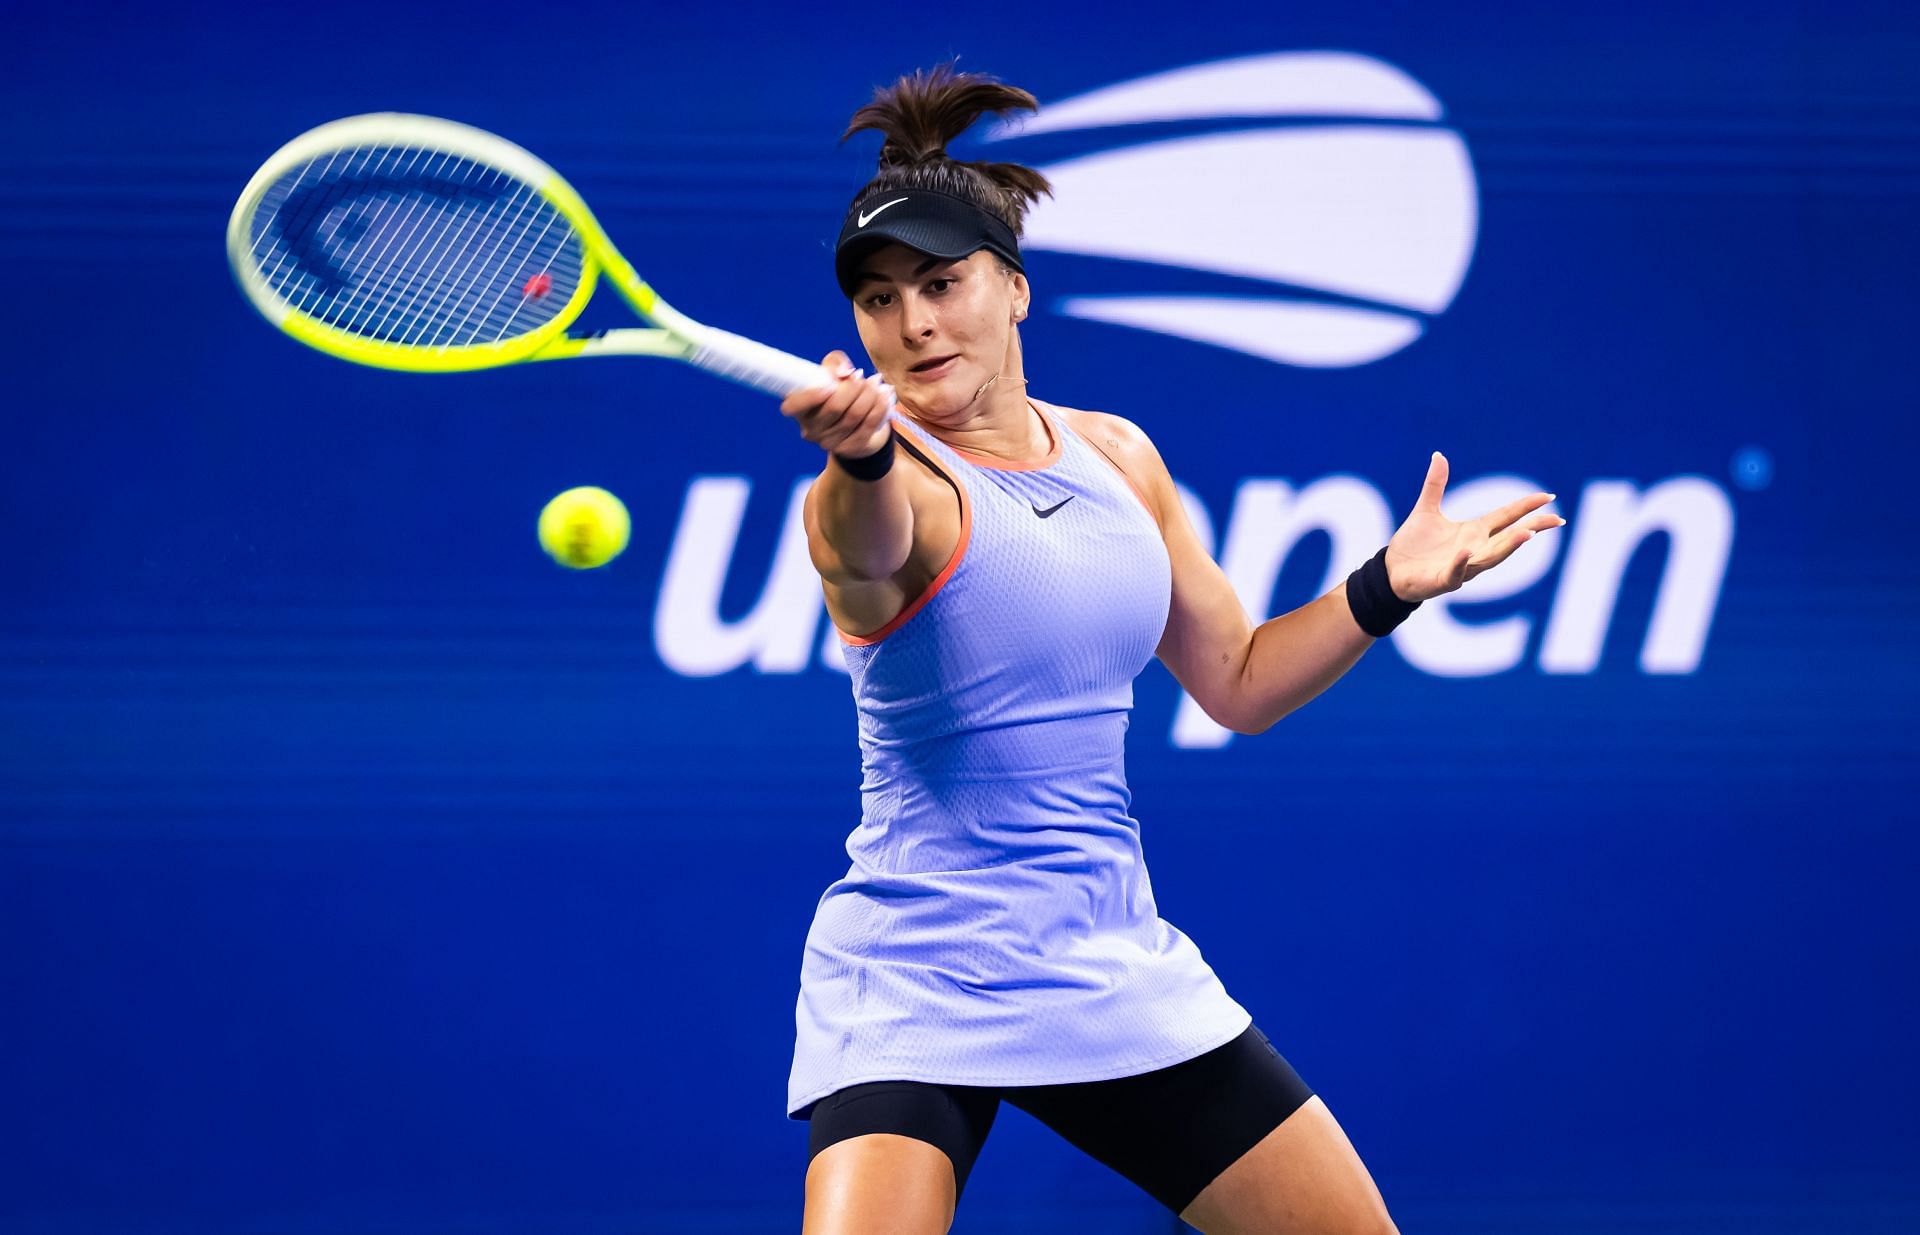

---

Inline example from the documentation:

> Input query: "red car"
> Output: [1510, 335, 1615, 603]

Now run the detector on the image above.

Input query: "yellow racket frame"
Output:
[227, 113, 705, 374]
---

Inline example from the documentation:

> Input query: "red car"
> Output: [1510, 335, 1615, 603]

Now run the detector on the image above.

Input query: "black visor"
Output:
[834, 189, 1024, 298]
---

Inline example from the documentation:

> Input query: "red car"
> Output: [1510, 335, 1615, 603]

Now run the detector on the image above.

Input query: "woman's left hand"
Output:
[1384, 452, 1568, 603]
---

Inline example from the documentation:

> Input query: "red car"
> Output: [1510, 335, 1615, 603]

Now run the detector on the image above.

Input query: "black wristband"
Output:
[831, 430, 895, 481]
[1345, 545, 1420, 638]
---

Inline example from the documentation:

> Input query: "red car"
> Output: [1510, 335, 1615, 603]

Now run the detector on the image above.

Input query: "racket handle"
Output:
[690, 328, 835, 397]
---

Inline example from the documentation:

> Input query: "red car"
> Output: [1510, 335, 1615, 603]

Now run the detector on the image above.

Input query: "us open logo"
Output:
[978, 51, 1479, 369]
[649, 53, 1734, 750]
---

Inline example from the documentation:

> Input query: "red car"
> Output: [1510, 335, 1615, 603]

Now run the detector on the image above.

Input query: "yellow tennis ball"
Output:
[538, 486, 630, 569]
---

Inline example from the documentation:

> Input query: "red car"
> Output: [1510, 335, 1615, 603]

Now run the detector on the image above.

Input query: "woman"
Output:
[777, 64, 1563, 1235]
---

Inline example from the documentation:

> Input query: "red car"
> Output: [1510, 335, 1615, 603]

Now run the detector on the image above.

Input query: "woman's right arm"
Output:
[780, 349, 914, 583]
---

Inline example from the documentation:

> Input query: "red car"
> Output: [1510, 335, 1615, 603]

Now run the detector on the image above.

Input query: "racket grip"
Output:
[689, 328, 835, 397]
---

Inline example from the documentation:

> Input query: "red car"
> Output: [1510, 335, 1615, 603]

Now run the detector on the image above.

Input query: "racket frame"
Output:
[228, 114, 716, 374]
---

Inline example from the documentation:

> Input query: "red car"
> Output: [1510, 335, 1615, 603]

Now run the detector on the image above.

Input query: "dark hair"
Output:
[840, 61, 1053, 241]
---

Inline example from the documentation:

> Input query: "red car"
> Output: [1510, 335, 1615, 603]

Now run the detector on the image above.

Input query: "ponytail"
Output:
[840, 60, 1052, 237]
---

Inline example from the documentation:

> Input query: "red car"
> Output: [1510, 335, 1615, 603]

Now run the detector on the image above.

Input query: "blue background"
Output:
[4, 2, 1917, 1231]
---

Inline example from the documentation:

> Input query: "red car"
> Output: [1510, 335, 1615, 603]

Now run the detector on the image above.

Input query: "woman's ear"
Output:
[1009, 270, 1030, 321]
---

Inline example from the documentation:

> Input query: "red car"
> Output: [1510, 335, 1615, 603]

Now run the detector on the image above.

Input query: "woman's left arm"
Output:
[1088, 413, 1564, 736]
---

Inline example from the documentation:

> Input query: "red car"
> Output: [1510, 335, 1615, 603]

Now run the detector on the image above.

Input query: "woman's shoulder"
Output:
[1040, 399, 1174, 520]
[1041, 400, 1163, 466]
[1043, 399, 1139, 440]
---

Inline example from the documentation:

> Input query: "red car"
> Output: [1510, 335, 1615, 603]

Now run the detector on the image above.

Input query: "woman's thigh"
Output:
[998, 1023, 1319, 1218]
[803, 1081, 1001, 1235]
[1176, 1094, 1398, 1235]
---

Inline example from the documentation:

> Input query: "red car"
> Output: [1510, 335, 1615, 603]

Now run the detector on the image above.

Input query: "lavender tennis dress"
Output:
[787, 398, 1251, 1119]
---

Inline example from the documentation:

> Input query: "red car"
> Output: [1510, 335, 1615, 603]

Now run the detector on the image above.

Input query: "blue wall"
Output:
[4, 2, 1917, 1231]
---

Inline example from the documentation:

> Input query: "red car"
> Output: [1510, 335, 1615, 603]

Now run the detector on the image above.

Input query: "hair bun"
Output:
[878, 142, 947, 169]
[843, 61, 1034, 170]
[840, 60, 1053, 236]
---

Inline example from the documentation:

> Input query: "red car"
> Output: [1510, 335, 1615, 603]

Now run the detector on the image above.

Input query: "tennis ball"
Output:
[538, 486, 630, 569]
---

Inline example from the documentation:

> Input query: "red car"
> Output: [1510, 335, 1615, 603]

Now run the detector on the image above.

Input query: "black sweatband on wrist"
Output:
[1345, 545, 1420, 637]
[831, 430, 895, 481]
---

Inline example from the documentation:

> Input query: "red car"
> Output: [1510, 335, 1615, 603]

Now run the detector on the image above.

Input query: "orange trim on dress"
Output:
[835, 418, 973, 647]
[936, 399, 1063, 472]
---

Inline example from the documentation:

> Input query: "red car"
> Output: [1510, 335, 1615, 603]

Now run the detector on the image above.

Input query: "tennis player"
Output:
[778, 64, 1563, 1235]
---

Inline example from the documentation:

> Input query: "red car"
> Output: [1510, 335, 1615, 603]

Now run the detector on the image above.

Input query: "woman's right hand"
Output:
[780, 350, 896, 459]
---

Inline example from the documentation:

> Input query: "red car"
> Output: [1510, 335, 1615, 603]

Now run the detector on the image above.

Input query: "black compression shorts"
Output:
[803, 1022, 1315, 1215]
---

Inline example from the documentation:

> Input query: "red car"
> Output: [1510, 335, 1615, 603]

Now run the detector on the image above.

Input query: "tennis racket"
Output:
[226, 112, 832, 394]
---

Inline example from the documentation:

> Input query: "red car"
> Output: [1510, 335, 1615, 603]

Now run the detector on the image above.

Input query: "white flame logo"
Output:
[981, 52, 1480, 368]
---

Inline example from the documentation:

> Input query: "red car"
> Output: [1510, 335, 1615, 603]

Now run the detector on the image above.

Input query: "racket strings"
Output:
[245, 144, 585, 349]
